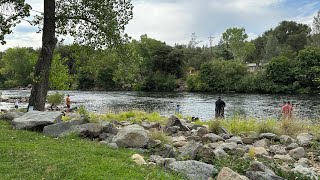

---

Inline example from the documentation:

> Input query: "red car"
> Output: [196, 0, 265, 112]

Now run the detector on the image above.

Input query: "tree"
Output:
[0, 47, 37, 88]
[313, 10, 320, 34]
[0, 0, 133, 110]
[263, 35, 280, 63]
[221, 27, 255, 61]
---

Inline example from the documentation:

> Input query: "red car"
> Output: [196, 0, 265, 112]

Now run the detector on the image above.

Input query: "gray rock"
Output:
[252, 147, 269, 156]
[43, 120, 84, 137]
[99, 141, 119, 149]
[166, 115, 190, 131]
[289, 147, 305, 160]
[147, 139, 162, 149]
[151, 144, 178, 158]
[273, 154, 294, 162]
[202, 133, 223, 143]
[12, 111, 62, 130]
[286, 143, 299, 151]
[99, 121, 118, 135]
[253, 139, 269, 148]
[70, 123, 106, 139]
[225, 136, 243, 144]
[178, 141, 202, 160]
[186, 135, 201, 142]
[250, 161, 275, 175]
[295, 158, 309, 168]
[219, 133, 231, 140]
[214, 148, 228, 158]
[269, 145, 287, 155]
[0, 111, 21, 121]
[149, 122, 161, 130]
[112, 124, 149, 148]
[217, 167, 249, 180]
[196, 127, 209, 137]
[217, 142, 238, 151]
[242, 137, 257, 144]
[165, 126, 179, 135]
[291, 165, 319, 180]
[98, 133, 115, 143]
[196, 145, 215, 163]
[280, 135, 294, 145]
[166, 160, 217, 180]
[207, 142, 224, 149]
[259, 133, 279, 141]
[297, 133, 314, 147]
[229, 148, 246, 156]
[246, 171, 284, 180]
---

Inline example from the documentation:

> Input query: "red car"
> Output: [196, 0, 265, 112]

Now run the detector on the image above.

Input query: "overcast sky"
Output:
[0, 0, 319, 51]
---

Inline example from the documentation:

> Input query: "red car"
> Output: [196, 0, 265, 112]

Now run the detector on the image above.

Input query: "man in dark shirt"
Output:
[215, 97, 226, 119]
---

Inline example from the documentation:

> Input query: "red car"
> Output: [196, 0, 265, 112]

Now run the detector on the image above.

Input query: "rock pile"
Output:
[2, 112, 320, 180]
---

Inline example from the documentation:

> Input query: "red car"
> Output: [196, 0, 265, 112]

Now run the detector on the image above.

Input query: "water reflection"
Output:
[0, 90, 319, 121]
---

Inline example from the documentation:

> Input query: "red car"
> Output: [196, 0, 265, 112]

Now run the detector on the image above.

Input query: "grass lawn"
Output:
[0, 121, 182, 180]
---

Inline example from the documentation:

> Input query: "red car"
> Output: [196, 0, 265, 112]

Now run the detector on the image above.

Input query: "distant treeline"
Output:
[1, 16, 320, 93]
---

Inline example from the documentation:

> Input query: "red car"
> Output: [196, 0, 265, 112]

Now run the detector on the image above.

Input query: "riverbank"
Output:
[1, 110, 320, 179]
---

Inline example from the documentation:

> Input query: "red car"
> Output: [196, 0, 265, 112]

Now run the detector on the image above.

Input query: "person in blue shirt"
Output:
[175, 104, 181, 114]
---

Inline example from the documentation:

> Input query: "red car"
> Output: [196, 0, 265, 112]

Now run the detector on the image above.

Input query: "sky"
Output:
[0, 0, 319, 51]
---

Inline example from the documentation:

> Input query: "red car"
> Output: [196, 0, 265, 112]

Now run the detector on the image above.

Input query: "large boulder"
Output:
[43, 120, 84, 137]
[12, 111, 62, 131]
[150, 144, 178, 158]
[177, 141, 202, 160]
[0, 111, 22, 121]
[296, 133, 314, 147]
[166, 160, 217, 180]
[166, 115, 190, 131]
[69, 123, 106, 139]
[112, 124, 149, 148]
[217, 167, 249, 180]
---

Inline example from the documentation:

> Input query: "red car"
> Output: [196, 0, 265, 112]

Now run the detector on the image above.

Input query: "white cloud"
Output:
[0, 0, 319, 51]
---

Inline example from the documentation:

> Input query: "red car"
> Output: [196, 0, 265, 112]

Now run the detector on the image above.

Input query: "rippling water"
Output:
[1, 90, 320, 121]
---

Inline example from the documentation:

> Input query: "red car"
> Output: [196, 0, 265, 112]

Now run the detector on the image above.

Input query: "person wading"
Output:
[282, 101, 293, 120]
[215, 97, 226, 119]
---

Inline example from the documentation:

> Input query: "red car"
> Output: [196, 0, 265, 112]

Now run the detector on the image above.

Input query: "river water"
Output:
[1, 90, 320, 121]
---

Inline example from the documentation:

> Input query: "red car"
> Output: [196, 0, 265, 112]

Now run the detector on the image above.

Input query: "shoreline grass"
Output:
[72, 109, 320, 138]
[0, 121, 182, 180]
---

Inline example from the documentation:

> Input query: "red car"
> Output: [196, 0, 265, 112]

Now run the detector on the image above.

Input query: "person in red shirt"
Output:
[282, 101, 293, 119]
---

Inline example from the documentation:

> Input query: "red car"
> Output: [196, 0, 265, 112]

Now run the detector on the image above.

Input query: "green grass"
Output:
[205, 116, 320, 137]
[0, 121, 182, 180]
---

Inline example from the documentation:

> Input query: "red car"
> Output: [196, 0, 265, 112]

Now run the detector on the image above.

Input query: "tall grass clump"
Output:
[148, 130, 172, 145]
[257, 118, 280, 135]
[207, 119, 222, 134]
[280, 118, 308, 137]
[89, 111, 168, 125]
[220, 117, 258, 135]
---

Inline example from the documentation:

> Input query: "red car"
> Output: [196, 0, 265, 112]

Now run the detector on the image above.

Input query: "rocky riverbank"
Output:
[1, 111, 319, 180]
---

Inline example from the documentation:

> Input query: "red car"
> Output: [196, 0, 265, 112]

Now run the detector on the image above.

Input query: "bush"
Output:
[207, 120, 222, 134]
[47, 92, 64, 108]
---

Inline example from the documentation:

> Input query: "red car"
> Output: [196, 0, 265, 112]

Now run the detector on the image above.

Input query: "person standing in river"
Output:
[215, 97, 225, 119]
[66, 94, 71, 113]
[282, 101, 293, 120]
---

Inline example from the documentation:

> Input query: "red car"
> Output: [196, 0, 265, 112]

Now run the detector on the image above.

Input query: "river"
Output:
[1, 90, 319, 121]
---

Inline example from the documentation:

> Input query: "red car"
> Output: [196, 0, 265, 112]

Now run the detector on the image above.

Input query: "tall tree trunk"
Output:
[28, 0, 56, 111]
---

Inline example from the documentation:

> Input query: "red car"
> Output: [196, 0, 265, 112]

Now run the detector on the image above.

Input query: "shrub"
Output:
[47, 92, 64, 109]
[257, 119, 280, 134]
